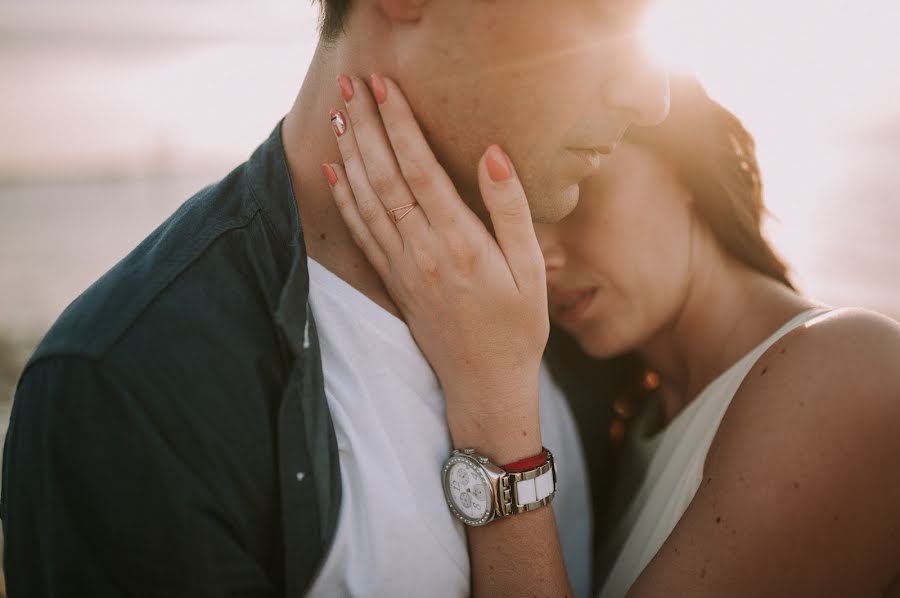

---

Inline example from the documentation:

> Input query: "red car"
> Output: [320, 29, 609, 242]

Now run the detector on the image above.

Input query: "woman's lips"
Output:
[553, 287, 598, 326]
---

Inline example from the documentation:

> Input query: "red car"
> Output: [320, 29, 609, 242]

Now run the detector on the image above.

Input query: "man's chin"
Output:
[529, 184, 580, 224]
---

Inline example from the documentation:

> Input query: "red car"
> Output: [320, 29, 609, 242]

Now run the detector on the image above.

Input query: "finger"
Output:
[339, 76, 431, 231]
[322, 162, 390, 277]
[477, 145, 546, 291]
[370, 74, 467, 226]
[330, 105, 404, 254]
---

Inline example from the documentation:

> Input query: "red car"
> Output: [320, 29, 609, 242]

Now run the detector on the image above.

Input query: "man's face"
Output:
[382, 0, 670, 222]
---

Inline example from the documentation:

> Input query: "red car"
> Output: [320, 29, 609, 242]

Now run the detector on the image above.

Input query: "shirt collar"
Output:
[245, 121, 310, 354]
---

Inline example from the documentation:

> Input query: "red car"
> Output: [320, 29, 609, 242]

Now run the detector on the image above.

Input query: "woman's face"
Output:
[535, 143, 698, 359]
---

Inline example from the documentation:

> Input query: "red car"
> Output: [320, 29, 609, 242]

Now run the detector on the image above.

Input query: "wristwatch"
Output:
[441, 447, 557, 526]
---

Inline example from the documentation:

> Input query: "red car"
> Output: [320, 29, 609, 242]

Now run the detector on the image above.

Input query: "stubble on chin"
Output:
[528, 183, 581, 224]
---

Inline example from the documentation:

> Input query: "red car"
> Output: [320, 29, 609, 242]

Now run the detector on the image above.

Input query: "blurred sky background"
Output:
[1, 0, 899, 403]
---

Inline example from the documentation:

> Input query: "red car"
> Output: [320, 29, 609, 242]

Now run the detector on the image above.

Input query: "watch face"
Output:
[443, 458, 493, 525]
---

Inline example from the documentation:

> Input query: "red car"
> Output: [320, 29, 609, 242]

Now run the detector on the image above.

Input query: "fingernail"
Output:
[321, 163, 338, 187]
[337, 74, 354, 102]
[371, 73, 388, 104]
[330, 109, 346, 137]
[486, 145, 512, 182]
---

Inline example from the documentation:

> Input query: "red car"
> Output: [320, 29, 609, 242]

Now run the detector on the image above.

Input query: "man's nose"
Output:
[601, 44, 670, 127]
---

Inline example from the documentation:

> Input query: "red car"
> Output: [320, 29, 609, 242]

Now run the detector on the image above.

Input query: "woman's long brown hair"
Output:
[545, 75, 794, 540]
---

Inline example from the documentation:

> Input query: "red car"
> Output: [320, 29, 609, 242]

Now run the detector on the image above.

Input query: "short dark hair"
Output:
[313, 0, 351, 41]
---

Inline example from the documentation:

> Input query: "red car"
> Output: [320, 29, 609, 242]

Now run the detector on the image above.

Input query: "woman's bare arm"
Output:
[629, 308, 900, 598]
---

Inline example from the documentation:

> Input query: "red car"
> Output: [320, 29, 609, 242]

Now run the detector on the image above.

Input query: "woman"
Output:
[320, 74, 900, 597]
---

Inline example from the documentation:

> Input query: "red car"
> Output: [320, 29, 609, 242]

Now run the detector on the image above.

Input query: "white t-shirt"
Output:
[306, 258, 592, 597]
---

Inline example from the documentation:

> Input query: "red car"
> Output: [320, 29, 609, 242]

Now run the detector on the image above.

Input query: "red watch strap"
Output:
[501, 447, 550, 473]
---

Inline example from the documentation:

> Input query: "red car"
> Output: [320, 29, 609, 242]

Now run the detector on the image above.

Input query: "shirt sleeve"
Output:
[1, 356, 278, 598]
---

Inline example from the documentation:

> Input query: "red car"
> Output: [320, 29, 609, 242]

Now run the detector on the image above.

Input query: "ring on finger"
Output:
[389, 202, 418, 223]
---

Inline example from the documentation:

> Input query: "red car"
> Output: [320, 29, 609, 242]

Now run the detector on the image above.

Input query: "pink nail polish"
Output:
[330, 109, 346, 137]
[486, 145, 512, 182]
[371, 74, 388, 104]
[337, 75, 354, 102]
[321, 163, 338, 186]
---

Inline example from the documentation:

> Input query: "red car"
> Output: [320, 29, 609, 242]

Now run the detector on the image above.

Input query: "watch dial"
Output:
[447, 461, 491, 522]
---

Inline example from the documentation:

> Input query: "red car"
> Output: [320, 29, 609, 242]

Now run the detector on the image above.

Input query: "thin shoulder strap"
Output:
[749, 307, 834, 361]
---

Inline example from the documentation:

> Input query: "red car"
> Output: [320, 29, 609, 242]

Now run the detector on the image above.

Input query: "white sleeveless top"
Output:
[597, 307, 831, 598]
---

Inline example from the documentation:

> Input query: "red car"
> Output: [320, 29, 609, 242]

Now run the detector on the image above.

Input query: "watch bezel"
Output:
[441, 453, 504, 526]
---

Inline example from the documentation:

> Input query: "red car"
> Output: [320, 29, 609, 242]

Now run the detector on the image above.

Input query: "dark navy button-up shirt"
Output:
[2, 124, 341, 597]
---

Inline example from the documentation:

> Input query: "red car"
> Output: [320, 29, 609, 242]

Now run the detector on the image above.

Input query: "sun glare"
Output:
[639, 0, 700, 74]
[636, 0, 900, 314]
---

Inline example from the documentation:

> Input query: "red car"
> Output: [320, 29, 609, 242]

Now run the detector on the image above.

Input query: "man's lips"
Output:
[568, 145, 616, 171]
[550, 287, 598, 325]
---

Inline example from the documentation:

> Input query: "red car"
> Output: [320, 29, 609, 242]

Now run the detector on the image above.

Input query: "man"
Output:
[2, 1, 668, 596]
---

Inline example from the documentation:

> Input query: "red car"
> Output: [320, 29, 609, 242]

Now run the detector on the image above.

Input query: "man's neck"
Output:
[281, 43, 402, 319]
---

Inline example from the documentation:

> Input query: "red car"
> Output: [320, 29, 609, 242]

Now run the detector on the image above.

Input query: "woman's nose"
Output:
[535, 225, 565, 272]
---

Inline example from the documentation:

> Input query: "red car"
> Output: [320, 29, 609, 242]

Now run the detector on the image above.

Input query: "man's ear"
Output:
[378, 0, 427, 24]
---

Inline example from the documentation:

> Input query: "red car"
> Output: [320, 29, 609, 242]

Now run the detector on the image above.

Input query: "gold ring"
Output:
[389, 203, 417, 223]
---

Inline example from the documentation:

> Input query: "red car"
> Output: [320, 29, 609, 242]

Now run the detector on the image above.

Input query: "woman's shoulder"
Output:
[784, 305, 900, 353]
[642, 308, 900, 595]
[629, 307, 900, 594]
[718, 307, 900, 447]
[741, 306, 900, 408]
[706, 305, 900, 522]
